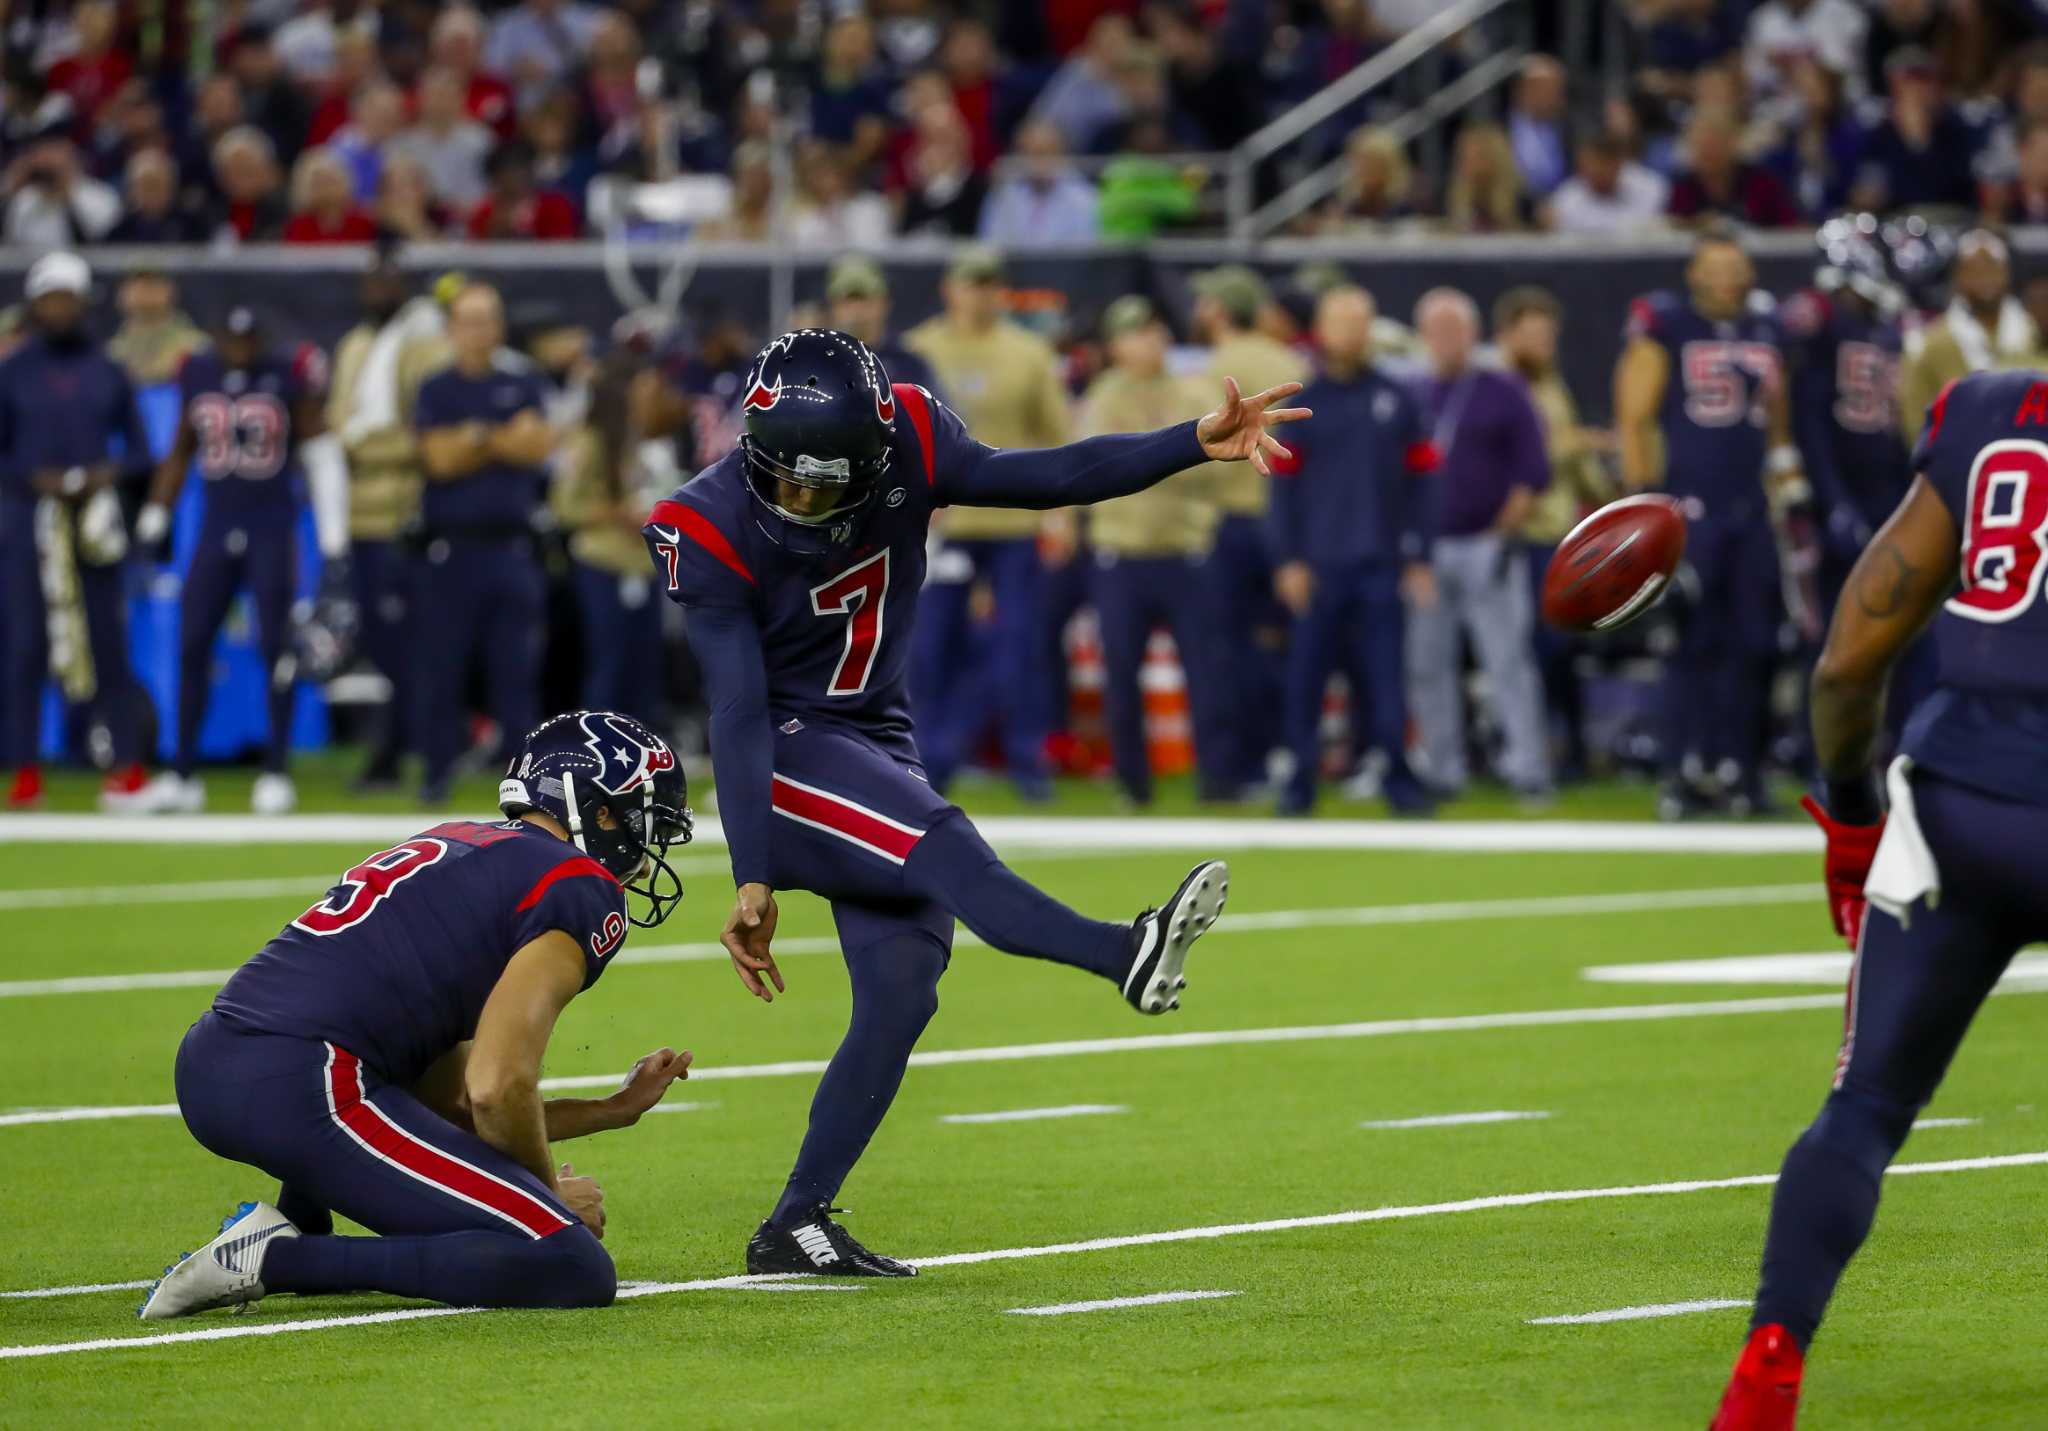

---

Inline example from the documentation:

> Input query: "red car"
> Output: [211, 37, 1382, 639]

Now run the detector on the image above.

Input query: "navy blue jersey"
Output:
[413, 358, 550, 533]
[176, 346, 320, 514]
[212, 819, 628, 1085]
[1627, 290, 1783, 521]
[1899, 369, 2048, 803]
[1779, 289, 1910, 537]
[0, 335, 151, 504]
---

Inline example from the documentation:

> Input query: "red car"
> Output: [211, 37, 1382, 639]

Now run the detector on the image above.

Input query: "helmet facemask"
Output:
[561, 767, 694, 929]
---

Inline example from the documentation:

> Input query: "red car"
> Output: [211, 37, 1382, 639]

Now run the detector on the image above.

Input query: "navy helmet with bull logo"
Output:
[498, 710, 693, 928]
[736, 328, 896, 555]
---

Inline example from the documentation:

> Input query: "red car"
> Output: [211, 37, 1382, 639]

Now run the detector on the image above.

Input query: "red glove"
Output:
[1801, 794, 1884, 948]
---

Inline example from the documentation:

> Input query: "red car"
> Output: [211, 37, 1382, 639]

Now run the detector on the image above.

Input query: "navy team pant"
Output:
[175, 505, 296, 776]
[413, 536, 543, 790]
[0, 497, 141, 768]
[1211, 514, 1286, 787]
[1089, 551, 1235, 804]
[1662, 513, 1780, 794]
[175, 1010, 613, 1309]
[913, 537, 1051, 792]
[351, 538, 414, 776]
[1751, 773, 2048, 1348]
[1281, 559, 1418, 813]
[569, 561, 663, 727]
[760, 719, 1132, 1223]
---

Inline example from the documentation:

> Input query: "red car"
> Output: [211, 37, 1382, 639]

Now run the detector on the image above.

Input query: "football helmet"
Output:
[1814, 213, 1903, 318]
[737, 328, 895, 555]
[498, 710, 693, 928]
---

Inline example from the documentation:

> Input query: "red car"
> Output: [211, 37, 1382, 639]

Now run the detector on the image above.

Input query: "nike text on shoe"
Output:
[138, 1200, 299, 1320]
[745, 1206, 917, 1277]
[1122, 859, 1229, 1014]
[1709, 1323, 1805, 1431]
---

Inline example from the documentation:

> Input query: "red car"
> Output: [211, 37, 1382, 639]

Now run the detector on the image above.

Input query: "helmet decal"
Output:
[741, 377, 784, 413]
[579, 711, 676, 795]
[875, 380, 896, 425]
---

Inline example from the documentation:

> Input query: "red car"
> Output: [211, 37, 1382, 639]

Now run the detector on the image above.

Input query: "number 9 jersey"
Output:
[1900, 370, 2048, 803]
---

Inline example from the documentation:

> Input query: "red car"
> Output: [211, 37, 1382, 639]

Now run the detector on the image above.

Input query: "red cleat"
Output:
[98, 763, 150, 812]
[6, 764, 42, 809]
[1710, 1324, 1804, 1430]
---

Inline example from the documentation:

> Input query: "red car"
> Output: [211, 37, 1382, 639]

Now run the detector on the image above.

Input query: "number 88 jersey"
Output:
[176, 345, 321, 515]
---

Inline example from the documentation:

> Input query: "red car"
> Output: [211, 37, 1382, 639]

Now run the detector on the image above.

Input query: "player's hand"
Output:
[1400, 561, 1438, 609]
[722, 882, 784, 1002]
[1801, 794, 1884, 948]
[1196, 377, 1312, 476]
[556, 1163, 606, 1239]
[1274, 560, 1314, 616]
[610, 1046, 693, 1125]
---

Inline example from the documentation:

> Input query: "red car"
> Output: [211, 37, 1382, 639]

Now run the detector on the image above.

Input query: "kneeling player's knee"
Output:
[542, 1226, 616, 1309]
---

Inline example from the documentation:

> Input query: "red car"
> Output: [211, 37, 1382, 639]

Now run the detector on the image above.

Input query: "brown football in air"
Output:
[1541, 494, 1688, 634]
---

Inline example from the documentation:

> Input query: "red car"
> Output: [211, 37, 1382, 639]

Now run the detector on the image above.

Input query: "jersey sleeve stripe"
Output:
[515, 855, 621, 912]
[322, 1044, 574, 1239]
[650, 497, 756, 587]
[769, 773, 924, 864]
[893, 382, 937, 486]
[1927, 377, 1958, 445]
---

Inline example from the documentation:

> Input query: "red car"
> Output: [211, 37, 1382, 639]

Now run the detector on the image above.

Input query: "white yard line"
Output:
[1529, 1298, 1748, 1326]
[720, 1283, 869, 1293]
[1006, 1290, 1238, 1316]
[8, 1148, 2040, 1361]
[1587, 952, 2048, 987]
[940, 1104, 1128, 1125]
[636, 1101, 714, 1116]
[0, 811, 1821, 853]
[0, 1104, 179, 1129]
[0, 1280, 151, 1300]
[0, 883, 1820, 1000]
[1913, 1117, 1982, 1130]
[1361, 1111, 1551, 1130]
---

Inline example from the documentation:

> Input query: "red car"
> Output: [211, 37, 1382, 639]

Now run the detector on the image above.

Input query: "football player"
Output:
[1710, 370, 2048, 1425]
[1615, 225, 1810, 818]
[139, 710, 692, 1319]
[134, 308, 347, 815]
[646, 329, 1302, 1275]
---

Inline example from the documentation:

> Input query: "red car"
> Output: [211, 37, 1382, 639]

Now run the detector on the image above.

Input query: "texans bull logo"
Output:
[579, 712, 676, 795]
[741, 377, 783, 413]
[874, 378, 895, 425]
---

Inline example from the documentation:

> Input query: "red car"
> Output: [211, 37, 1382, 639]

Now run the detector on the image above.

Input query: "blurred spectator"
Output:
[210, 126, 289, 243]
[1667, 106, 1801, 227]
[1944, 0, 2032, 99]
[697, 142, 781, 242]
[485, 0, 603, 113]
[466, 139, 579, 240]
[1151, 0, 1256, 150]
[1746, 0, 1867, 121]
[900, 101, 988, 236]
[3, 136, 120, 244]
[1496, 285, 1614, 783]
[873, 0, 946, 72]
[1407, 287, 1552, 802]
[176, 75, 246, 212]
[275, 0, 377, 87]
[427, 7, 517, 139]
[1319, 125, 1416, 231]
[810, 14, 894, 164]
[1636, 0, 1745, 105]
[1507, 56, 1571, 198]
[824, 255, 944, 398]
[106, 270, 205, 386]
[1029, 14, 1136, 153]
[1863, 0, 1949, 97]
[44, 0, 131, 131]
[109, 151, 207, 244]
[787, 142, 892, 248]
[227, 25, 316, 164]
[1848, 47, 1983, 214]
[373, 152, 449, 241]
[2002, 122, 2048, 224]
[331, 83, 407, 203]
[1097, 148, 1199, 239]
[306, 28, 384, 146]
[524, 94, 598, 213]
[942, 17, 1004, 171]
[1899, 229, 2041, 441]
[1543, 131, 1669, 233]
[980, 121, 1098, 244]
[394, 67, 495, 211]
[89, 79, 171, 182]
[574, 11, 646, 149]
[2, 65, 76, 158]
[1270, 285, 1435, 817]
[1442, 122, 1527, 233]
[284, 145, 380, 243]
[1764, 54, 1861, 215]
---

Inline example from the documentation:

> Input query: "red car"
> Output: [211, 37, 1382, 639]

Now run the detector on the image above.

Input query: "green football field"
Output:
[3, 787, 2043, 1428]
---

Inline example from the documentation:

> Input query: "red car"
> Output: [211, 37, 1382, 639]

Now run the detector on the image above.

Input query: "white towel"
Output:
[341, 297, 445, 446]
[1865, 755, 1942, 927]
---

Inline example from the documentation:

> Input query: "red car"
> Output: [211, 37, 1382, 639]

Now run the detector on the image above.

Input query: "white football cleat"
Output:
[129, 771, 205, 815]
[251, 772, 297, 815]
[1122, 860, 1228, 1014]
[139, 1201, 298, 1321]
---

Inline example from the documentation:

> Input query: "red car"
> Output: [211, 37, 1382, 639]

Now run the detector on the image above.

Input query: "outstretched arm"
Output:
[940, 378, 1309, 509]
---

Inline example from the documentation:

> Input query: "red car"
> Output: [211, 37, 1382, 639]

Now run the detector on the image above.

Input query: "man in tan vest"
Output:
[903, 244, 1071, 798]
[1899, 228, 2044, 441]
[1193, 264, 1308, 791]
[1077, 295, 1233, 805]
[326, 253, 450, 787]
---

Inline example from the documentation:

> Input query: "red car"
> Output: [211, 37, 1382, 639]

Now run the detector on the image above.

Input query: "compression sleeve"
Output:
[682, 602, 775, 889]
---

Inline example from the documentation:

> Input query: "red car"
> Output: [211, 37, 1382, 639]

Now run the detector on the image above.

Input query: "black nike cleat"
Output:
[746, 1206, 917, 1277]
[1122, 859, 1229, 1014]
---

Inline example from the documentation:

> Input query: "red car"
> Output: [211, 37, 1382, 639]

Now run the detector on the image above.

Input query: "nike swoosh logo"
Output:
[214, 1222, 290, 1273]
[647, 525, 679, 542]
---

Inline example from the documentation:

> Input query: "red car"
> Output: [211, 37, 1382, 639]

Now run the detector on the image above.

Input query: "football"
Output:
[1541, 494, 1688, 633]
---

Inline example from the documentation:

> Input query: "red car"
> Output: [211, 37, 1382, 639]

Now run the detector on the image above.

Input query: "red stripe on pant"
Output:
[769, 775, 922, 860]
[326, 1045, 572, 1238]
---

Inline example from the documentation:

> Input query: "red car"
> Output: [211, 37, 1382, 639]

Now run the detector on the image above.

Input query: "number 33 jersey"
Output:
[176, 345, 323, 516]
[1901, 369, 2048, 803]
[645, 383, 981, 738]
[1626, 290, 1783, 522]
[211, 821, 628, 1084]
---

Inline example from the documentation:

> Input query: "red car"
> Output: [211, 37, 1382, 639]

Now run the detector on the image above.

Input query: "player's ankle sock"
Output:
[262, 1228, 614, 1309]
[905, 812, 1129, 980]
[1751, 1089, 1912, 1349]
